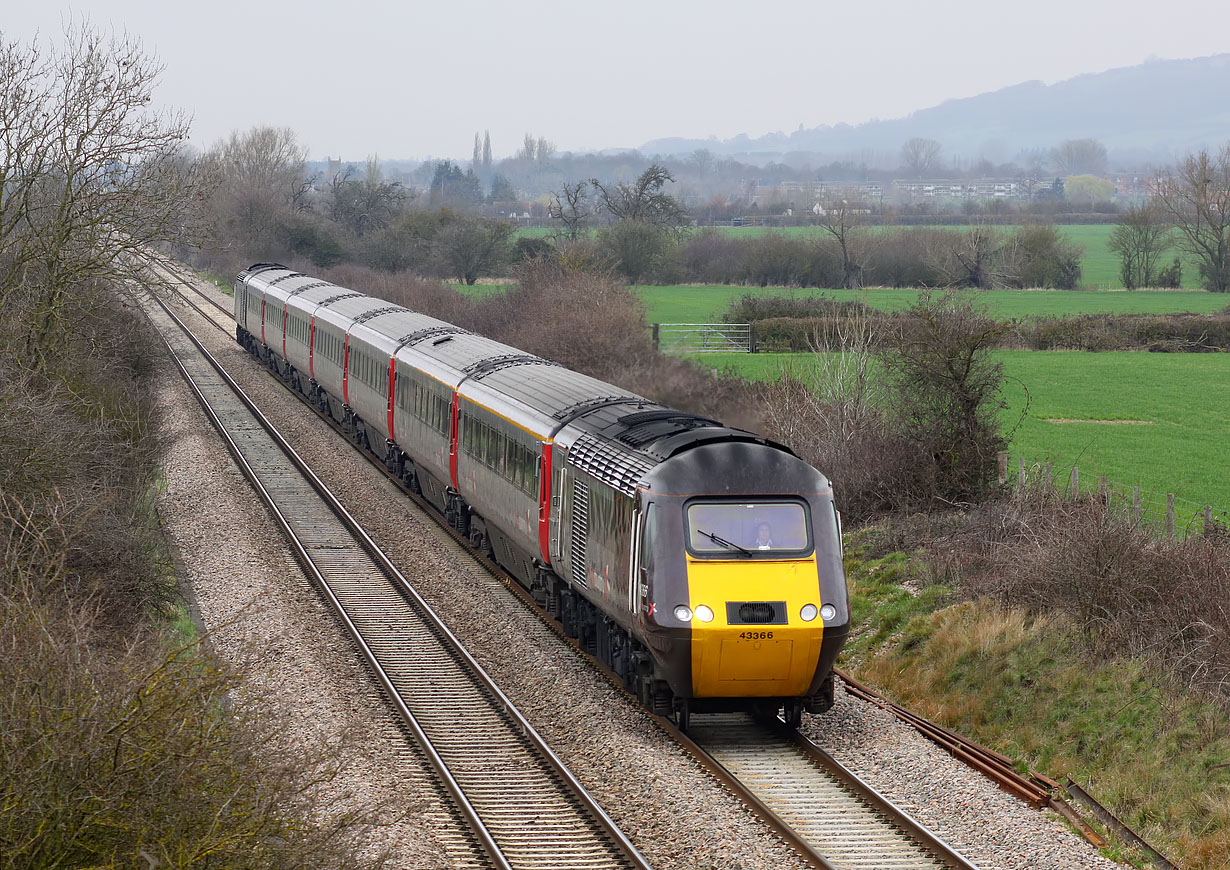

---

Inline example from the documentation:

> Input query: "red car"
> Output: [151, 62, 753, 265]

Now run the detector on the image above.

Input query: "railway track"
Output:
[139, 284, 652, 870]
[153, 267, 980, 870]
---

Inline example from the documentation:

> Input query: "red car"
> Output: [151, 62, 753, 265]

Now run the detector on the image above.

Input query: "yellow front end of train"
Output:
[686, 553, 826, 698]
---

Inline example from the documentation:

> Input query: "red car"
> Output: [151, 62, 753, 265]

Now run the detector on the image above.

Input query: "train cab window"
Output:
[685, 501, 811, 558]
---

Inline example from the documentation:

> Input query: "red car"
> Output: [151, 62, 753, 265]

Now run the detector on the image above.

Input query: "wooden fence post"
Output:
[1070, 467, 1079, 500]
[1166, 494, 1175, 538]
[1205, 505, 1214, 536]
[651, 323, 660, 351]
[1018, 457, 1026, 488]
[997, 452, 1008, 484]
[1044, 463, 1053, 491]
[749, 323, 758, 354]
[1133, 487, 1141, 524]
[1099, 476, 1108, 506]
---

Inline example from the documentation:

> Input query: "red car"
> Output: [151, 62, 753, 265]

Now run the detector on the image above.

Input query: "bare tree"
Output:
[925, 225, 1007, 289]
[590, 165, 689, 228]
[1155, 144, 1230, 291]
[432, 216, 514, 284]
[816, 198, 868, 289]
[1108, 200, 1171, 289]
[0, 23, 200, 364]
[202, 125, 307, 250]
[536, 137, 556, 163]
[325, 159, 407, 237]
[548, 181, 592, 242]
[1051, 138, 1108, 176]
[518, 133, 537, 161]
[482, 130, 492, 168]
[901, 137, 942, 177]
[472, 131, 482, 167]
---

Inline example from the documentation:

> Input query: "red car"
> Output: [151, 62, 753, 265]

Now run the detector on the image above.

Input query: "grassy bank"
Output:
[840, 536, 1230, 866]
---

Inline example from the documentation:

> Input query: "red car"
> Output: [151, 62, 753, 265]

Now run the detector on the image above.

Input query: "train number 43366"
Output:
[738, 631, 774, 640]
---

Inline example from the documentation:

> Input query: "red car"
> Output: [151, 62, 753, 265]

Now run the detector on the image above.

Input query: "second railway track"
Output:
[141, 286, 651, 870]
[154, 266, 981, 870]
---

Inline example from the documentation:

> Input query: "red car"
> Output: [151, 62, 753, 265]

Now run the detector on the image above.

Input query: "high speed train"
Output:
[234, 263, 850, 727]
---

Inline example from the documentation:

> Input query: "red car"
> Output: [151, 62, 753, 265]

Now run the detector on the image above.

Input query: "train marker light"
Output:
[820, 603, 837, 622]
[694, 604, 714, 622]
[673, 605, 693, 622]
[800, 603, 818, 622]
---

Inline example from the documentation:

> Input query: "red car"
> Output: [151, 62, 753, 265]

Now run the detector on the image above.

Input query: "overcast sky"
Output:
[8, 1, 1230, 162]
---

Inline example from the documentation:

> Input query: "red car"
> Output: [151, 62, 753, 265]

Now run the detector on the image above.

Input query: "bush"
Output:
[595, 220, 674, 284]
[0, 287, 380, 868]
[0, 545, 380, 870]
[877, 291, 1009, 505]
[724, 293, 876, 323]
[1008, 224, 1083, 289]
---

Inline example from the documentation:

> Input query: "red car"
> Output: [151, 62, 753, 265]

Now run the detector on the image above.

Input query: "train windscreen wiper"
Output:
[697, 529, 752, 557]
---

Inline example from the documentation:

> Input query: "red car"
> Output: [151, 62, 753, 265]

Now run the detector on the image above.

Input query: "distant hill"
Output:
[641, 54, 1230, 165]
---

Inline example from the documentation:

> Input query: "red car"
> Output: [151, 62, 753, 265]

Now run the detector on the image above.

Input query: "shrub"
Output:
[877, 291, 1009, 505]
[724, 293, 876, 323]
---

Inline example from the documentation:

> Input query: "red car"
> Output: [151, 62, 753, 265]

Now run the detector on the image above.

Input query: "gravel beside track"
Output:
[152, 318, 480, 868]
[162, 275, 1126, 870]
[802, 688, 1123, 870]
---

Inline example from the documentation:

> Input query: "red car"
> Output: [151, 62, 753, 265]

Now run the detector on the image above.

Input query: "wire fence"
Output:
[998, 452, 1230, 540]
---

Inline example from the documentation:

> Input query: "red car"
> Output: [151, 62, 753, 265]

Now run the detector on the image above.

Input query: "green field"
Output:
[635, 284, 1226, 324]
[690, 350, 1230, 512]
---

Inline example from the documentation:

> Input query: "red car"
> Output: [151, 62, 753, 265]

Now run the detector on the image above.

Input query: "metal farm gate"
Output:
[652, 323, 753, 354]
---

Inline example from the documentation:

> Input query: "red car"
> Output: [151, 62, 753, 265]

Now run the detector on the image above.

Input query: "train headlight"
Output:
[694, 604, 714, 623]
[820, 604, 838, 622]
[800, 603, 818, 622]
[673, 605, 693, 623]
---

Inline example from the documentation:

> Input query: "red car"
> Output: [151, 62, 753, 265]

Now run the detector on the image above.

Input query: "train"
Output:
[232, 263, 850, 728]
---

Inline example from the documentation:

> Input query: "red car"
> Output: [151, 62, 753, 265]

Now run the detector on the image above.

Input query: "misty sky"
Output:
[8, 1, 1230, 161]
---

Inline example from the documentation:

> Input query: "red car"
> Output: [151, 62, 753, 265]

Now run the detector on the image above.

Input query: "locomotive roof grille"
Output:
[551, 395, 646, 421]
[464, 353, 561, 380]
[616, 410, 722, 448]
[568, 433, 653, 497]
[287, 281, 332, 297]
[352, 305, 405, 323]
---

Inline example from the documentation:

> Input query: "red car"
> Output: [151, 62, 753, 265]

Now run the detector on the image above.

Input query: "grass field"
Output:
[634, 284, 1226, 324]
[689, 350, 1230, 512]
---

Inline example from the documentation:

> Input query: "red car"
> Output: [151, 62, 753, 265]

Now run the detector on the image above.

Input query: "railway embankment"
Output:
[0, 290, 387, 867]
[837, 521, 1230, 868]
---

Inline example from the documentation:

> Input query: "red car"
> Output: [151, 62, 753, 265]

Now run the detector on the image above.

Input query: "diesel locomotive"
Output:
[233, 263, 850, 727]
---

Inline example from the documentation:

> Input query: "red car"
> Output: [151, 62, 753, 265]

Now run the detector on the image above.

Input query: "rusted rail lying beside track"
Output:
[837, 668, 1179, 866]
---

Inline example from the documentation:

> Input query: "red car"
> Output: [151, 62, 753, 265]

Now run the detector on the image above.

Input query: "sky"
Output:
[7, 0, 1230, 162]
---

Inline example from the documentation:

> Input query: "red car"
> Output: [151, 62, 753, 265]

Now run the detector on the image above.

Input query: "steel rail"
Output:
[142, 288, 652, 870]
